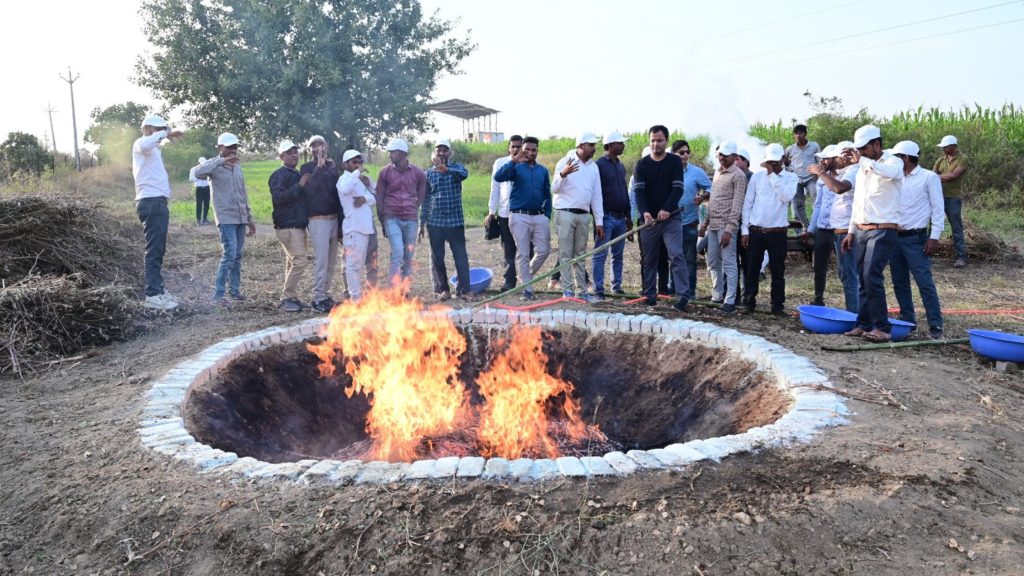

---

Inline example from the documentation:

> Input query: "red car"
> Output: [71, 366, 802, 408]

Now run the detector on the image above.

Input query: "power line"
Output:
[687, 0, 868, 45]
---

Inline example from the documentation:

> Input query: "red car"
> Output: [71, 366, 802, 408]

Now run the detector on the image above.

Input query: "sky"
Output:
[2, 0, 1023, 156]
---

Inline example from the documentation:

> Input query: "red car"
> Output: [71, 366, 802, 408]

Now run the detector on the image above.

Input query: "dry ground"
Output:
[2, 212, 1023, 575]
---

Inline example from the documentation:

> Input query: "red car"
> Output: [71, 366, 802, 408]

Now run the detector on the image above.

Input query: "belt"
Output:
[137, 197, 168, 204]
[510, 209, 543, 216]
[274, 225, 306, 230]
[309, 214, 338, 221]
[832, 228, 848, 235]
[857, 223, 898, 231]
[682, 221, 699, 227]
[606, 211, 629, 219]
[558, 208, 589, 215]
[749, 225, 788, 234]
[897, 227, 927, 237]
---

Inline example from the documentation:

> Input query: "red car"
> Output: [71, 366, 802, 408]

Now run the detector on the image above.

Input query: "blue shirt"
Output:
[677, 164, 713, 225]
[421, 163, 469, 227]
[493, 161, 551, 218]
[595, 156, 630, 216]
[808, 180, 836, 234]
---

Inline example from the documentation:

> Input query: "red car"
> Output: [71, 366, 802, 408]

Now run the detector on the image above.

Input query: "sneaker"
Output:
[499, 284, 515, 293]
[710, 297, 723, 304]
[161, 291, 178, 304]
[743, 304, 756, 315]
[547, 279, 562, 290]
[612, 288, 626, 295]
[562, 290, 576, 299]
[718, 303, 737, 315]
[522, 290, 536, 301]
[929, 329, 944, 340]
[211, 294, 226, 305]
[311, 298, 335, 313]
[229, 293, 247, 301]
[278, 299, 303, 312]
[585, 294, 604, 304]
[143, 294, 177, 310]
[435, 291, 452, 302]
[673, 298, 689, 312]
[771, 307, 787, 318]
[642, 297, 658, 306]
[953, 257, 966, 268]
[811, 298, 825, 307]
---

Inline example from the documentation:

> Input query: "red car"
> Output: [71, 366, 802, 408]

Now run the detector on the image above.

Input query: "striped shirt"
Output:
[421, 162, 469, 228]
[707, 164, 747, 235]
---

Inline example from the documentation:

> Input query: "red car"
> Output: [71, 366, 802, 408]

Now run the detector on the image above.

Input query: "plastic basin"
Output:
[967, 329, 1024, 363]
[797, 305, 857, 334]
[449, 267, 493, 293]
[888, 319, 915, 342]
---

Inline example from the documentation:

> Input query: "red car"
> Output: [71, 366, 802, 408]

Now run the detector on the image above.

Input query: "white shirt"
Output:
[188, 165, 209, 187]
[899, 165, 945, 239]
[741, 168, 798, 233]
[852, 152, 903, 227]
[489, 156, 513, 218]
[829, 165, 858, 230]
[551, 150, 604, 226]
[132, 131, 171, 200]
[337, 169, 377, 235]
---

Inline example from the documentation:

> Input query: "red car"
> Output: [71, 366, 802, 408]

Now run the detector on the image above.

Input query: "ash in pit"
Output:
[183, 325, 790, 464]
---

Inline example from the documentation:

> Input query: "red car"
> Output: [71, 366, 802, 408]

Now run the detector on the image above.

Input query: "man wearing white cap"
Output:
[704, 140, 747, 310]
[840, 124, 904, 342]
[933, 135, 968, 268]
[132, 115, 184, 310]
[592, 131, 632, 299]
[552, 133, 604, 300]
[421, 139, 472, 300]
[487, 135, 525, 291]
[300, 135, 342, 312]
[269, 139, 309, 312]
[740, 143, 797, 315]
[336, 150, 377, 302]
[891, 140, 945, 339]
[377, 138, 427, 286]
[807, 145, 849, 308]
[195, 132, 256, 302]
[188, 156, 211, 225]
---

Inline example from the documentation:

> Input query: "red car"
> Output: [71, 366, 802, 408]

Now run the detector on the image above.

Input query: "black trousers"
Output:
[638, 219, 671, 294]
[194, 186, 210, 222]
[497, 216, 518, 289]
[744, 230, 787, 310]
[812, 229, 836, 301]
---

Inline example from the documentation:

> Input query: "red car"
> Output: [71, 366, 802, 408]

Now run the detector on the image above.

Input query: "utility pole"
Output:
[43, 103, 58, 153]
[59, 68, 81, 172]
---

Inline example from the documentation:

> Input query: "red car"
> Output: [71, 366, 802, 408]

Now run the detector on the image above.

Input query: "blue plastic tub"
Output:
[449, 267, 493, 293]
[967, 329, 1024, 363]
[797, 305, 857, 334]
[888, 319, 915, 342]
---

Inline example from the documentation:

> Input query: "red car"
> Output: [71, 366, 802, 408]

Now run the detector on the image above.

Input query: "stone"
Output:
[402, 459, 438, 480]
[579, 456, 618, 476]
[214, 456, 266, 476]
[329, 460, 365, 484]
[626, 450, 664, 469]
[602, 451, 638, 474]
[482, 458, 511, 479]
[252, 461, 316, 480]
[995, 361, 1021, 373]
[191, 450, 238, 471]
[555, 456, 588, 477]
[663, 444, 709, 464]
[528, 459, 560, 481]
[433, 456, 461, 478]
[356, 461, 407, 484]
[456, 457, 486, 478]
[300, 460, 343, 484]
[508, 458, 534, 480]
[646, 448, 689, 467]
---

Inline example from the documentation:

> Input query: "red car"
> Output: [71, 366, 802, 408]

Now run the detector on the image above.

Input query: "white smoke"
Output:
[675, 72, 770, 169]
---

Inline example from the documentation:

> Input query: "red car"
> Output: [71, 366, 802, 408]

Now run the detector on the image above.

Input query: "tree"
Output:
[84, 102, 153, 167]
[135, 0, 474, 152]
[1, 132, 49, 179]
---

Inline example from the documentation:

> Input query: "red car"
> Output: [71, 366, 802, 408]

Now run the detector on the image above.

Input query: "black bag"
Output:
[484, 216, 501, 241]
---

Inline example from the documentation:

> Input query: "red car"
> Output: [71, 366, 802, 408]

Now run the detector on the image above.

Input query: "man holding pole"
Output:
[552, 133, 604, 301]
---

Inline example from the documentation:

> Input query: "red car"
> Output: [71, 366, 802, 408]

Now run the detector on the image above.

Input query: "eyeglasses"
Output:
[679, 150, 691, 155]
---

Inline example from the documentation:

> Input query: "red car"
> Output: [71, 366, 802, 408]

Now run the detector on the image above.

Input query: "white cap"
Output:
[342, 149, 362, 163]
[435, 138, 452, 149]
[386, 138, 409, 153]
[277, 139, 298, 155]
[604, 131, 628, 144]
[763, 143, 785, 162]
[307, 135, 327, 147]
[852, 124, 881, 148]
[642, 146, 652, 157]
[737, 148, 750, 162]
[937, 135, 958, 147]
[892, 140, 920, 157]
[217, 132, 239, 147]
[141, 115, 167, 129]
[198, 156, 207, 163]
[836, 140, 854, 150]
[575, 132, 599, 146]
[717, 140, 738, 156]
[814, 144, 839, 159]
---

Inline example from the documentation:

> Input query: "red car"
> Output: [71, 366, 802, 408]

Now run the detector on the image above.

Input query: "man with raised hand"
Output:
[592, 131, 631, 300]
[421, 139, 472, 301]
[300, 135, 342, 312]
[133, 115, 184, 310]
[741, 143, 798, 316]
[934, 135, 969, 268]
[891, 140, 945, 340]
[805, 144, 843, 307]
[632, 125, 689, 311]
[336, 149, 377, 303]
[552, 133, 604, 301]
[268, 139, 309, 312]
[704, 140, 747, 310]
[493, 136, 551, 301]
[196, 132, 256, 303]
[487, 135, 524, 291]
[784, 124, 820, 228]
[841, 125, 904, 343]
[377, 138, 427, 287]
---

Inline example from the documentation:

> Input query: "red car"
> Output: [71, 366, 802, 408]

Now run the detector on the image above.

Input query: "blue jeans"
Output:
[681, 222, 699, 300]
[215, 224, 247, 297]
[833, 232, 859, 312]
[135, 198, 169, 297]
[890, 230, 943, 333]
[943, 197, 965, 259]
[384, 217, 418, 282]
[591, 215, 627, 295]
[853, 228, 895, 333]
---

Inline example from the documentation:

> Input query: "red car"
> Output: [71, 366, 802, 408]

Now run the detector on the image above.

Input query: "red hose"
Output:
[887, 308, 1024, 316]
[623, 295, 675, 305]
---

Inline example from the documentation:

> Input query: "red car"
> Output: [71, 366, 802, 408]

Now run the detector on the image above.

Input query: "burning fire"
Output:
[306, 283, 602, 462]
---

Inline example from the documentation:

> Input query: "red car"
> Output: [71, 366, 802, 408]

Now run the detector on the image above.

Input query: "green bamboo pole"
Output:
[471, 209, 682, 310]
[821, 338, 969, 352]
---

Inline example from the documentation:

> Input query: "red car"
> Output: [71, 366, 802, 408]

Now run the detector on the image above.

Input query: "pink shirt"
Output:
[376, 163, 427, 221]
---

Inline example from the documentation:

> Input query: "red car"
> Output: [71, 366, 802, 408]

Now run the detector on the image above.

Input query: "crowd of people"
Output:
[131, 116, 970, 342]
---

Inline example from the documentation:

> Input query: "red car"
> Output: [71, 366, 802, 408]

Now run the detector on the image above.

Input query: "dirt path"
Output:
[2, 223, 1023, 575]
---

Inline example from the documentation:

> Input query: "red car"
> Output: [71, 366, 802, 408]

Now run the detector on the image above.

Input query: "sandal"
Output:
[864, 330, 891, 343]
[844, 327, 867, 337]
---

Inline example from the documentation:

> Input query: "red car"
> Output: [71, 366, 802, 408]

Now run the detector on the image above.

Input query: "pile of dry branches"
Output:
[936, 219, 1021, 262]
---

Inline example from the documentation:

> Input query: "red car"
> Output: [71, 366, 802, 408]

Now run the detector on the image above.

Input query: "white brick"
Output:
[640, 317, 663, 334]
[456, 457, 486, 478]
[299, 460, 342, 483]
[356, 461, 408, 484]
[528, 459, 560, 481]
[547, 310, 565, 324]
[579, 456, 617, 476]
[214, 456, 266, 476]
[625, 450, 664, 469]
[433, 456, 461, 478]
[508, 458, 534, 480]
[646, 448, 689, 467]
[663, 444, 709, 464]
[251, 460, 316, 480]
[683, 439, 732, 461]
[482, 458, 511, 479]
[403, 459, 438, 480]
[628, 315, 647, 332]
[555, 456, 588, 477]
[602, 451, 638, 474]
[329, 460, 365, 484]
[192, 450, 238, 471]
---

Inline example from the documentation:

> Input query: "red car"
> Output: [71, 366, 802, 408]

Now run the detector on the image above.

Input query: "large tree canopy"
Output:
[135, 0, 473, 151]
